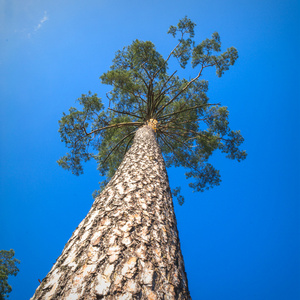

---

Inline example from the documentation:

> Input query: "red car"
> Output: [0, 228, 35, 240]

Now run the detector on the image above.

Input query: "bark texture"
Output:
[31, 125, 190, 300]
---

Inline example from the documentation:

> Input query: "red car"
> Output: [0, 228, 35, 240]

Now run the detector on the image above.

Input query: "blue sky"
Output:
[0, 0, 299, 299]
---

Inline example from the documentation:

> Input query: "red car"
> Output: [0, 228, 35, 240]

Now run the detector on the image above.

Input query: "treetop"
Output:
[58, 16, 247, 203]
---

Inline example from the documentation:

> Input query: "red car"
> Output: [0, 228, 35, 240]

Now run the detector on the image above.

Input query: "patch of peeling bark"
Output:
[31, 125, 191, 299]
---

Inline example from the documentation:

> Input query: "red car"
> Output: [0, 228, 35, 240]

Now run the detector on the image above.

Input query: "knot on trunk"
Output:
[146, 119, 158, 132]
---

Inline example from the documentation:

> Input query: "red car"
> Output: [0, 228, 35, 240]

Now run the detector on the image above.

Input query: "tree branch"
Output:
[140, 62, 152, 81]
[153, 70, 177, 108]
[155, 65, 205, 118]
[160, 126, 190, 138]
[108, 108, 144, 120]
[101, 130, 136, 165]
[160, 132, 203, 177]
[153, 83, 179, 114]
[123, 134, 135, 155]
[152, 30, 186, 79]
[158, 103, 219, 122]
[84, 122, 143, 138]
[160, 129, 192, 149]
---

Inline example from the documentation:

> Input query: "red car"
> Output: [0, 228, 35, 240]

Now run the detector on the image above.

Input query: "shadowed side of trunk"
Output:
[31, 125, 191, 300]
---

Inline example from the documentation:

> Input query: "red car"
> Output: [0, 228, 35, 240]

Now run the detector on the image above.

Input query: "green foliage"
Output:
[58, 17, 247, 204]
[0, 250, 20, 299]
[167, 16, 195, 68]
[172, 187, 185, 206]
[192, 32, 238, 77]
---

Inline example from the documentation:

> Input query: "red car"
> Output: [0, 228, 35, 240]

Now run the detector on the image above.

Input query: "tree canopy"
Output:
[58, 17, 247, 203]
[0, 249, 20, 299]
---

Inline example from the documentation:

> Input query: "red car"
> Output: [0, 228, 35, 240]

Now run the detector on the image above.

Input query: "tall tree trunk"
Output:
[31, 125, 191, 300]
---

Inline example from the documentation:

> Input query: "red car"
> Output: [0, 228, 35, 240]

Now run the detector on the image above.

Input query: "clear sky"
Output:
[0, 0, 299, 299]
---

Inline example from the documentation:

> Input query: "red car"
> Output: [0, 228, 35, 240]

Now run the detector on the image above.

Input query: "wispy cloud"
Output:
[34, 11, 49, 32]
[25, 11, 49, 38]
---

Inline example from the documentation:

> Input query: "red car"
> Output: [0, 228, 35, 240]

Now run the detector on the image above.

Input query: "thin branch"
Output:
[160, 126, 190, 138]
[81, 112, 89, 136]
[160, 129, 192, 149]
[108, 108, 144, 120]
[152, 30, 186, 80]
[160, 125, 198, 136]
[158, 103, 219, 122]
[158, 132, 179, 161]
[157, 99, 191, 126]
[160, 132, 202, 176]
[153, 83, 179, 113]
[106, 92, 112, 108]
[155, 65, 205, 118]
[140, 62, 152, 81]
[85, 122, 143, 137]
[72, 121, 141, 149]
[146, 82, 153, 118]
[162, 117, 204, 127]
[161, 125, 227, 143]
[134, 89, 147, 105]
[120, 86, 147, 106]
[133, 99, 147, 120]
[120, 89, 147, 118]
[152, 70, 177, 108]
[135, 71, 149, 90]
[123, 134, 135, 155]
[102, 130, 136, 165]
[159, 132, 192, 168]
[126, 60, 150, 90]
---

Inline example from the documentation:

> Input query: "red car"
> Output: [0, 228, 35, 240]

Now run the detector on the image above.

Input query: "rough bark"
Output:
[31, 125, 191, 300]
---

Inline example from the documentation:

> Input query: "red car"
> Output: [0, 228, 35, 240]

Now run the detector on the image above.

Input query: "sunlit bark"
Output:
[31, 125, 190, 300]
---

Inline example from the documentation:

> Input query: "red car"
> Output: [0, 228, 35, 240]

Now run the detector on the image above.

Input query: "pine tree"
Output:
[0, 249, 20, 300]
[31, 17, 246, 299]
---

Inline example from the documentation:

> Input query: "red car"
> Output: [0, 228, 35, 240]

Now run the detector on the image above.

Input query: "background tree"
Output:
[57, 16, 246, 204]
[0, 249, 20, 300]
